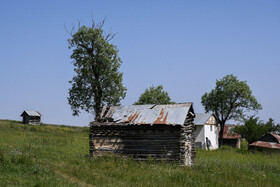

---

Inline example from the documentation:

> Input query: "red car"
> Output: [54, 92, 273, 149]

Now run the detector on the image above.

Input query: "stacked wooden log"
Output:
[89, 116, 196, 166]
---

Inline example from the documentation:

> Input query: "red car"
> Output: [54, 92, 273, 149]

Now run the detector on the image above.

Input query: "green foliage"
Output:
[1, 120, 280, 186]
[234, 117, 280, 144]
[67, 20, 126, 116]
[265, 118, 280, 135]
[240, 140, 249, 150]
[134, 85, 174, 105]
[201, 74, 262, 124]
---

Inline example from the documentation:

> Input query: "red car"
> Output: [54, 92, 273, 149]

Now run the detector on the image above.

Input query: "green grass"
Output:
[0, 120, 279, 186]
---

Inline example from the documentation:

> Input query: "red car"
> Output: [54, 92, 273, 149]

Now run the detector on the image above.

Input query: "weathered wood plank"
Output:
[89, 115, 196, 166]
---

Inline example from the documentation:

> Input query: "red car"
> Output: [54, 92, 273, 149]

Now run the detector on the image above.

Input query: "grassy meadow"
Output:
[0, 120, 279, 186]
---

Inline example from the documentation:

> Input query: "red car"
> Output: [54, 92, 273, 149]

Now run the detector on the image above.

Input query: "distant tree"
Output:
[67, 20, 127, 117]
[275, 124, 280, 135]
[201, 74, 262, 146]
[234, 117, 279, 144]
[276, 125, 280, 135]
[134, 85, 174, 105]
[264, 118, 280, 135]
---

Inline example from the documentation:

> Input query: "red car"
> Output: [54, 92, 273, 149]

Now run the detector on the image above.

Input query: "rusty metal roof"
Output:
[21, 111, 42, 117]
[250, 141, 280, 149]
[270, 132, 280, 143]
[99, 103, 194, 126]
[219, 125, 241, 139]
[109, 105, 154, 120]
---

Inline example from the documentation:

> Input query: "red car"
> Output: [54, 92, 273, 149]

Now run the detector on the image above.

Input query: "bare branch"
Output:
[105, 32, 117, 41]
[91, 11, 95, 29]
[104, 26, 117, 41]
[64, 23, 75, 36]
[98, 16, 106, 28]
[77, 20, 81, 29]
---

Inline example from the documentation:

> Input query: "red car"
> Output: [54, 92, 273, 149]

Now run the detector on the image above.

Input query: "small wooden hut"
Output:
[89, 103, 196, 166]
[21, 111, 42, 125]
[249, 132, 280, 154]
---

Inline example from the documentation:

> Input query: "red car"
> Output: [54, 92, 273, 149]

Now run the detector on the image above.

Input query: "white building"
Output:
[194, 113, 219, 149]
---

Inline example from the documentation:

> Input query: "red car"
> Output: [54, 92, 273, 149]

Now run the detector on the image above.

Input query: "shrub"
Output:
[240, 140, 248, 150]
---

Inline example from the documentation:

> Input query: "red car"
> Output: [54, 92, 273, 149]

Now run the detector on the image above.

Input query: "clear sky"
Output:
[0, 0, 279, 126]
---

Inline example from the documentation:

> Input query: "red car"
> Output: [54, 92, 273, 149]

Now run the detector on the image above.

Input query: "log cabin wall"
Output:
[90, 124, 181, 160]
[181, 114, 196, 166]
[29, 116, 41, 125]
[23, 115, 29, 124]
[89, 115, 195, 166]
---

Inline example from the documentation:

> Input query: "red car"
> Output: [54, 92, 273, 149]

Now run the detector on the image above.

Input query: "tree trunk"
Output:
[94, 103, 101, 120]
[219, 122, 225, 148]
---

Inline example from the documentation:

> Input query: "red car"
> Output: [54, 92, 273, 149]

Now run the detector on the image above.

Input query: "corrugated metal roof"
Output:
[109, 105, 154, 120]
[21, 111, 42, 117]
[153, 103, 192, 109]
[99, 103, 193, 126]
[270, 132, 280, 143]
[193, 113, 212, 125]
[250, 141, 280, 149]
[220, 125, 241, 139]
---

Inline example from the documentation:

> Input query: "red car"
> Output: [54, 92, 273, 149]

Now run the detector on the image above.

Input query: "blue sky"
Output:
[0, 1, 279, 126]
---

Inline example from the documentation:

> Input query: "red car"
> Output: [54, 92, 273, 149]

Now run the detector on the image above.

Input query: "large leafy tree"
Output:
[201, 74, 262, 146]
[134, 85, 174, 105]
[67, 20, 126, 117]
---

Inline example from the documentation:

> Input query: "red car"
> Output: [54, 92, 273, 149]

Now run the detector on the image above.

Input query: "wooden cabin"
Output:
[21, 111, 42, 125]
[194, 113, 219, 149]
[89, 103, 196, 166]
[249, 132, 280, 154]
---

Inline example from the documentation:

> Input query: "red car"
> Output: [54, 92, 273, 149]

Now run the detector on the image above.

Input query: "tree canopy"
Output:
[134, 85, 174, 105]
[201, 74, 262, 146]
[67, 20, 126, 117]
[234, 117, 280, 144]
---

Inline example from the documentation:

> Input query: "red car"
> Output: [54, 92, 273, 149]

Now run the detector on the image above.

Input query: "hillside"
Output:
[0, 120, 279, 186]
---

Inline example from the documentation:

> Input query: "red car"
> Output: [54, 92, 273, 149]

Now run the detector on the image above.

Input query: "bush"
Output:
[240, 140, 248, 150]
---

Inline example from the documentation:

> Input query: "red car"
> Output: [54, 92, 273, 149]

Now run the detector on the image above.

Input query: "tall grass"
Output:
[0, 120, 279, 186]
